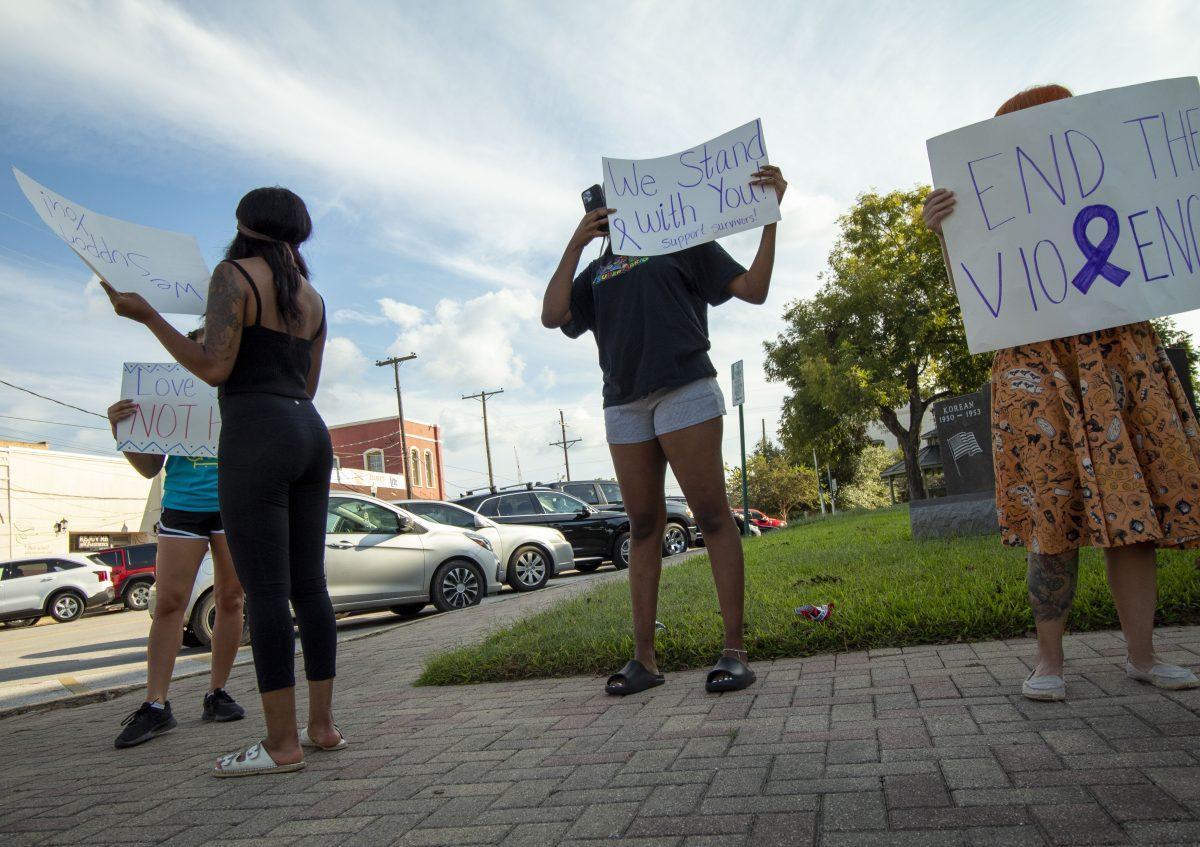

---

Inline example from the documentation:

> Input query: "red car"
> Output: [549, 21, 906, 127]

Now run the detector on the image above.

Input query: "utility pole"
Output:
[376, 353, 417, 499]
[761, 418, 768, 451]
[813, 448, 826, 515]
[513, 446, 523, 482]
[549, 410, 581, 481]
[462, 389, 504, 488]
[827, 465, 837, 515]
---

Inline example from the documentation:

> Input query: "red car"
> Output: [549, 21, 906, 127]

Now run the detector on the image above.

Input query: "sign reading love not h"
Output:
[926, 77, 1200, 354]
[115, 363, 220, 457]
[12, 168, 210, 315]
[603, 119, 781, 257]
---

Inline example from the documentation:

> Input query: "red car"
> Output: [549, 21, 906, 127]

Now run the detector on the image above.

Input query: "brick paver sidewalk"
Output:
[2, 577, 1199, 845]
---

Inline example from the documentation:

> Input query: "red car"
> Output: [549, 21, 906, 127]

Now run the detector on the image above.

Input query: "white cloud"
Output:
[331, 308, 388, 326]
[378, 299, 424, 330]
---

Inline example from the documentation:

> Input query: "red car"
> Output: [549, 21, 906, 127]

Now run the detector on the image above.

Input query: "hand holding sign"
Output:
[98, 278, 157, 323]
[114, 363, 220, 457]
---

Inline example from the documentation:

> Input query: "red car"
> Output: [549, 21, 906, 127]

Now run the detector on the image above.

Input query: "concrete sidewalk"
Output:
[2, 577, 1199, 845]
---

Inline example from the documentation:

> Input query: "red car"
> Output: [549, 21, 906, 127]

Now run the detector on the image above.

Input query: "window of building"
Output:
[424, 450, 436, 491]
[364, 449, 385, 473]
[409, 448, 422, 488]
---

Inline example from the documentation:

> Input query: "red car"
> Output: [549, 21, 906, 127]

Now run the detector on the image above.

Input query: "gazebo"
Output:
[880, 429, 943, 503]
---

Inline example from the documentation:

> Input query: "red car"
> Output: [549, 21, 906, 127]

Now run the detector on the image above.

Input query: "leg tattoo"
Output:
[1027, 550, 1079, 623]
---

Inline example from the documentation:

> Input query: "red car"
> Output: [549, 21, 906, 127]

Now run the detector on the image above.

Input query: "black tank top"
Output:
[217, 260, 325, 400]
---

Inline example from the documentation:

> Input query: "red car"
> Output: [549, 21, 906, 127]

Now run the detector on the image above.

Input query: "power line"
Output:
[0, 378, 107, 419]
[0, 414, 107, 431]
[462, 388, 504, 488]
[549, 410, 581, 481]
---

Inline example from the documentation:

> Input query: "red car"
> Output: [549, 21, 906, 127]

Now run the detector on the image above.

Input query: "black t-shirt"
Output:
[563, 242, 747, 408]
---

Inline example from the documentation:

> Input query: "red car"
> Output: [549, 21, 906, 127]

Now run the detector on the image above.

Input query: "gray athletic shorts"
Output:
[604, 377, 726, 445]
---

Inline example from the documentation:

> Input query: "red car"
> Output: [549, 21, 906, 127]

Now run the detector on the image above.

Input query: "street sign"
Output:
[731, 360, 745, 407]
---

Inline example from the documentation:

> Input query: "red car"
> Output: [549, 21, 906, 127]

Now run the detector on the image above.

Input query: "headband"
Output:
[237, 222, 283, 243]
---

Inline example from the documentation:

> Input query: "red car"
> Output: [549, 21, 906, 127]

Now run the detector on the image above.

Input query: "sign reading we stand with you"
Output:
[115, 363, 220, 458]
[12, 168, 210, 315]
[603, 119, 782, 256]
[927, 77, 1200, 354]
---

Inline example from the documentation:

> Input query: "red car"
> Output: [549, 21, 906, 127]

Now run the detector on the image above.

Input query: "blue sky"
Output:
[0, 0, 1197, 495]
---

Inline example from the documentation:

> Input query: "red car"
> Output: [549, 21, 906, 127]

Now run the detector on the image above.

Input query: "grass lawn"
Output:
[418, 506, 1200, 686]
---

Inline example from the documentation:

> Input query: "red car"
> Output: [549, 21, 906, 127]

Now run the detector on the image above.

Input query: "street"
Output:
[0, 564, 623, 713]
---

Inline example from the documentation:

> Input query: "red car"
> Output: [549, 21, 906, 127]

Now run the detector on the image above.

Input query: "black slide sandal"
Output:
[606, 660, 665, 696]
[706, 655, 756, 693]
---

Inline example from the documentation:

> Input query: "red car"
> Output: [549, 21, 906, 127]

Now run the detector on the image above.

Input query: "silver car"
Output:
[156, 493, 503, 647]
[0, 555, 114, 627]
[395, 499, 575, 592]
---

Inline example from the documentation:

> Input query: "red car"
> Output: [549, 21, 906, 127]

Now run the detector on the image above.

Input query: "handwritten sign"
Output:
[13, 168, 210, 315]
[603, 119, 781, 256]
[927, 77, 1200, 354]
[115, 363, 220, 457]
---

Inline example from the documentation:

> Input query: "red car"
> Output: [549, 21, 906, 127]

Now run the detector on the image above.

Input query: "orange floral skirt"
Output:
[992, 322, 1200, 555]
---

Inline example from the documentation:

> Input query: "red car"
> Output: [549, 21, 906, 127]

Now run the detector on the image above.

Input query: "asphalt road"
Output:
[0, 565, 621, 712]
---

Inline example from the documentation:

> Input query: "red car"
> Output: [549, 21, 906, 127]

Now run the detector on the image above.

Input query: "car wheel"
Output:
[574, 561, 601, 573]
[612, 532, 631, 570]
[1, 616, 40, 628]
[508, 545, 550, 592]
[431, 560, 485, 612]
[188, 591, 251, 649]
[662, 523, 689, 557]
[390, 603, 426, 618]
[124, 580, 153, 611]
[47, 591, 85, 623]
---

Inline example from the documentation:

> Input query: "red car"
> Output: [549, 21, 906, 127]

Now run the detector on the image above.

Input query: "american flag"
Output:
[947, 431, 983, 471]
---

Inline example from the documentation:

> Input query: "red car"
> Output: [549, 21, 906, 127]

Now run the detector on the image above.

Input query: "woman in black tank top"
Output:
[101, 187, 342, 777]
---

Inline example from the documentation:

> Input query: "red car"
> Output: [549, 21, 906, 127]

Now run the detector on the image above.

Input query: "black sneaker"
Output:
[115, 701, 177, 749]
[202, 688, 245, 722]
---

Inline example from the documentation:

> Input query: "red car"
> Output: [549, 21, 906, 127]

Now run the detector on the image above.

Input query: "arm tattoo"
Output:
[204, 263, 245, 361]
[1027, 551, 1080, 623]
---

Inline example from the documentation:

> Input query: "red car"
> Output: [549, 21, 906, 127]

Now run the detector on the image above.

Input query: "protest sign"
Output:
[603, 119, 781, 256]
[115, 363, 220, 457]
[13, 168, 210, 315]
[927, 77, 1200, 354]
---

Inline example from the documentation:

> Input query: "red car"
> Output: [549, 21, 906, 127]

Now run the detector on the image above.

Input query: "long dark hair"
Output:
[224, 187, 312, 329]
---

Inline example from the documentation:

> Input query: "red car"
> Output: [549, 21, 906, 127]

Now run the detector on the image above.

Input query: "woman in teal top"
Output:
[107, 327, 248, 749]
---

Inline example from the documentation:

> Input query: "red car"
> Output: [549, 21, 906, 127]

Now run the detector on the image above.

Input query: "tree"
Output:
[726, 451, 820, 521]
[1152, 316, 1199, 374]
[764, 187, 992, 501]
[836, 444, 901, 510]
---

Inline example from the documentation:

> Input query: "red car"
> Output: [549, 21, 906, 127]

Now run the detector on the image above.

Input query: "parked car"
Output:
[454, 486, 632, 571]
[89, 543, 158, 611]
[394, 499, 574, 592]
[720, 503, 763, 538]
[155, 492, 503, 647]
[0, 555, 114, 627]
[546, 480, 698, 556]
[744, 508, 787, 532]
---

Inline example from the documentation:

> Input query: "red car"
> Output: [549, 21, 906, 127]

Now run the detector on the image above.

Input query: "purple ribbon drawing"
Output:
[611, 216, 642, 252]
[1070, 204, 1129, 294]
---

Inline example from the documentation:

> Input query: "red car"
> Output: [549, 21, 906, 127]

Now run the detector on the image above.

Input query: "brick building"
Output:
[327, 416, 446, 500]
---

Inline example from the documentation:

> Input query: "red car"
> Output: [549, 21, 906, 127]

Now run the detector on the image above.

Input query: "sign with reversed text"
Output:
[13, 168, 210, 315]
[731, 360, 745, 407]
[603, 119, 781, 256]
[927, 77, 1200, 353]
[115, 363, 219, 457]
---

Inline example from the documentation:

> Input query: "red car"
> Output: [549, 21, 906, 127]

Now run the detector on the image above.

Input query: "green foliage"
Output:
[1152, 316, 1200, 375]
[726, 450, 820, 520]
[836, 444, 901, 510]
[764, 187, 992, 500]
[418, 508, 1200, 685]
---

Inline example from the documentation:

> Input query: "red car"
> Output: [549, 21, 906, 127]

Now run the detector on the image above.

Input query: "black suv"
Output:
[545, 480, 699, 556]
[454, 486, 631, 571]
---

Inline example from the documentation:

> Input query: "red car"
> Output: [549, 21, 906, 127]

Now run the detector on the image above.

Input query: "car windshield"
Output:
[536, 491, 584, 514]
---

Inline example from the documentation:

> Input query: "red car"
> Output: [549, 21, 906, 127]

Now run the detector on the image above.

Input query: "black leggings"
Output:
[218, 393, 336, 693]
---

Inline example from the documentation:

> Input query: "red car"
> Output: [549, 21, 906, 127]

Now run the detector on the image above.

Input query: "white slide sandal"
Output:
[301, 726, 348, 751]
[212, 742, 306, 778]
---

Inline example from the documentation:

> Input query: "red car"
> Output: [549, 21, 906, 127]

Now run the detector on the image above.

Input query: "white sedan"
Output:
[395, 499, 575, 592]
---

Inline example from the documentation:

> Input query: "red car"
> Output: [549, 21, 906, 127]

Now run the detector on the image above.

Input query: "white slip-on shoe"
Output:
[212, 742, 306, 778]
[1022, 672, 1066, 701]
[1125, 660, 1200, 691]
[301, 726, 348, 751]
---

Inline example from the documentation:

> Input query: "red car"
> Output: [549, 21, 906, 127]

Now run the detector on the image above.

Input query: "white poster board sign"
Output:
[115, 363, 220, 457]
[927, 77, 1200, 354]
[603, 119, 781, 256]
[13, 168, 210, 315]
[731, 360, 745, 407]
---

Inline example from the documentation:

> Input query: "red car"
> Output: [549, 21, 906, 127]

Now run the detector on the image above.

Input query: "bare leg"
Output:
[144, 537, 209, 703]
[306, 678, 339, 747]
[259, 688, 303, 766]
[206, 533, 244, 692]
[659, 417, 746, 674]
[609, 438, 669, 679]
[1027, 549, 1079, 678]
[1103, 542, 1158, 670]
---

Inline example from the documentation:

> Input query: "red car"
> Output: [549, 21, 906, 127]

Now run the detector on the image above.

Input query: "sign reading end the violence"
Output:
[927, 77, 1200, 354]
[603, 119, 781, 257]
[115, 363, 220, 457]
[12, 168, 210, 315]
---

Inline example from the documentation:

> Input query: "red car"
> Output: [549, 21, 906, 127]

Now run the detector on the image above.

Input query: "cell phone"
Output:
[581, 184, 608, 234]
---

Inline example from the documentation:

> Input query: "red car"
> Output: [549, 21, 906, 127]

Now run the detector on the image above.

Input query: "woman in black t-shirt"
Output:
[542, 165, 786, 695]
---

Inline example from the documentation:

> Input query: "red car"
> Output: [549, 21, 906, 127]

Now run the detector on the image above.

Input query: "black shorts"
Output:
[158, 508, 224, 540]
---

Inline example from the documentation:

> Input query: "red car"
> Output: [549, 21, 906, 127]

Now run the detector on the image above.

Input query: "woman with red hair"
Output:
[923, 84, 1200, 701]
